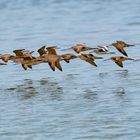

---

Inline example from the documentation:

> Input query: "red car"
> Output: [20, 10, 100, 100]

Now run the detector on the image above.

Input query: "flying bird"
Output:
[13, 49, 35, 59]
[105, 56, 134, 67]
[78, 53, 102, 67]
[46, 46, 63, 71]
[61, 53, 77, 63]
[111, 41, 134, 56]
[92, 45, 115, 55]
[62, 43, 95, 54]
[0, 54, 14, 62]
[115, 40, 134, 47]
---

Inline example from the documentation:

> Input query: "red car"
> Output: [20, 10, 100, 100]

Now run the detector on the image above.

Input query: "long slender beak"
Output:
[127, 58, 134, 60]
[128, 44, 135, 46]
[108, 51, 115, 54]
[61, 48, 72, 51]
[88, 47, 98, 50]
[103, 58, 111, 61]
[94, 56, 103, 59]
[52, 46, 60, 49]
[46, 46, 60, 49]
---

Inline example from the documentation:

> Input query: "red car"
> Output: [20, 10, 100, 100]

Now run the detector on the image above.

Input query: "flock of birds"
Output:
[0, 40, 137, 71]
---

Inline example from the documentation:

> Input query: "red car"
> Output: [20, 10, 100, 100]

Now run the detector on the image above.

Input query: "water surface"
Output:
[0, 0, 140, 139]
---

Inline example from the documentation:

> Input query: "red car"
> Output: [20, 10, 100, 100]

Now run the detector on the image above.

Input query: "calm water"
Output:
[0, 0, 140, 139]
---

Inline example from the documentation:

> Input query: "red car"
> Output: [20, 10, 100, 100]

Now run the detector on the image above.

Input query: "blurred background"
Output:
[0, 0, 140, 139]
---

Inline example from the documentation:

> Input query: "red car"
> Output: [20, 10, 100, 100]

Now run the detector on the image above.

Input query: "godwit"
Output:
[46, 46, 63, 71]
[62, 43, 95, 54]
[0, 54, 14, 62]
[105, 56, 134, 67]
[21, 57, 45, 70]
[78, 53, 102, 67]
[13, 49, 35, 59]
[91, 45, 115, 55]
[116, 41, 134, 47]
[60, 53, 77, 63]
[111, 41, 134, 56]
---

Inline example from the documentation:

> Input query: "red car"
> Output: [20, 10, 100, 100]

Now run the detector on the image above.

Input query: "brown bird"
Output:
[0, 53, 34, 64]
[11, 56, 32, 63]
[105, 56, 134, 67]
[62, 43, 95, 54]
[78, 53, 102, 67]
[13, 49, 25, 56]
[80, 53, 103, 60]
[60, 53, 77, 63]
[22, 45, 62, 71]
[45, 46, 63, 71]
[13, 49, 35, 59]
[111, 41, 134, 56]
[21, 57, 45, 70]
[116, 40, 134, 47]
[0, 54, 14, 62]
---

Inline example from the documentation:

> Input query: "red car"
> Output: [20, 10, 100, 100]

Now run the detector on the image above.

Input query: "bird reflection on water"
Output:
[83, 89, 98, 101]
[5, 78, 64, 101]
[38, 78, 64, 101]
[115, 87, 126, 95]
[114, 70, 128, 78]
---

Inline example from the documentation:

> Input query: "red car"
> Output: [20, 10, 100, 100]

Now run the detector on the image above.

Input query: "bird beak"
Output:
[52, 46, 60, 49]
[103, 58, 111, 61]
[108, 52, 115, 54]
[46, 46, 60, 49]
[61, 48, 72, 51]
[56, 47, 60, 49]
[127, 58, 134, 60]
[129, 44, 135, 46]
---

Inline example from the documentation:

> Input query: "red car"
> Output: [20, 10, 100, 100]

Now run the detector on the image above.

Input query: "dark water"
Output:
[0, 0, 140, 139]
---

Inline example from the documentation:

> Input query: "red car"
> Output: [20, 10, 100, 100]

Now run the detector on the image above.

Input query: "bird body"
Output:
[78, 53, 99, 67]
[13, 49, 35, 59]
[109, 56, 134, 67]
[60, 53, 77, 63]
[116, 41, 134, 47]
[63, 43, 95, 53]
[0, 54, 14, 62]
[111, 41, 134, 56]
[91, 45, 115, 54]
[46, 47, 63, 71]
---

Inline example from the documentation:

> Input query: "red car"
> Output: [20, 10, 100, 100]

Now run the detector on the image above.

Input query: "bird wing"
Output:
[37, 46, 47, 56]
[116, 47, 128, 57]
[13, 49, 25, 56]
[47, 48, 57, 55]
[115, 61, 123, 67]
[48, 61, 55, 71]
[85, 59, 97, 67]
[55, 60, 62, 71]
